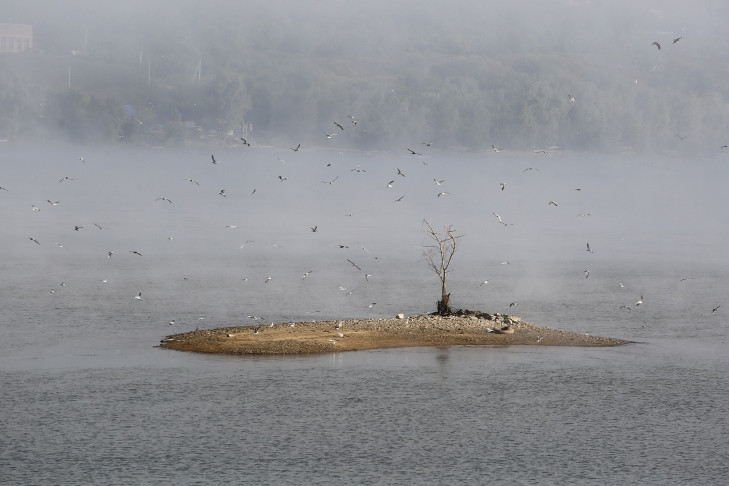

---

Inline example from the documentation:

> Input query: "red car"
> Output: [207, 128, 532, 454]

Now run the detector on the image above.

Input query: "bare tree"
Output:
[422, 219, 463, 315]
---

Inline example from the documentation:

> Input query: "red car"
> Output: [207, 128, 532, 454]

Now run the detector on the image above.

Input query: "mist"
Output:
[1, 0, 729, 153]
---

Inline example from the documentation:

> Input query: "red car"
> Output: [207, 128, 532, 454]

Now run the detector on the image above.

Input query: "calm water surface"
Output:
[2, 146, 728, 484]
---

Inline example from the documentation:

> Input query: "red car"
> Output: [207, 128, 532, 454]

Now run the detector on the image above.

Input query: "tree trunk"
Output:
[437, 292, 451, 316]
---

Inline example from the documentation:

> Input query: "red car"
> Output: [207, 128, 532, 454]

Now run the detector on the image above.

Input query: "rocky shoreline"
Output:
[159, 311, 631, 355]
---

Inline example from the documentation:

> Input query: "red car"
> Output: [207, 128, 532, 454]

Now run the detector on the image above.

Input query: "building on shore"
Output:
[0, 24, 33, 53]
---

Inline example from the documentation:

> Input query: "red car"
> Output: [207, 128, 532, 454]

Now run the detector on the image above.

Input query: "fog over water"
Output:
[3, 1, 729, 484]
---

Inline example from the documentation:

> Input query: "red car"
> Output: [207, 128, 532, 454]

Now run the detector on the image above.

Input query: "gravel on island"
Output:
[159, 311, 632, 355]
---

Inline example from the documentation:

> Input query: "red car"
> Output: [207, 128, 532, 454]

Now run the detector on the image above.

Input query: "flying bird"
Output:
[278, 176, 288, 182]
[397, 168, 406, 177]
[129, 250, 143, 256]
[134, 292, 142, 300]
[333, 121, 344, 131]
[636, 295, 644, 306]
[347, 259, 362, 271]
[500, 182, 506, 191]
[394, 195, 404, 202]
[586, 243, 594, 253]
[107, 251, 114, 259]
[219, 189, 226, 197]
[93, 223, 104, 230]
[548, 201, 558, 206]
[29, 237, 40, 245]
[434, 179, 445, 185]
[186, 178, 200, 185]
[492, 144, 503, 152]
[407, 148, 422, 156]
[437, 192, 450, 197]
[211, 154, 218, 164]
[155, 197, 172, 203]
[58, 176, 74, 183]
[712, 305, 720, 313]
[240, 137, 251, 146]
[673, 37, 682, 44]
[322, 176, 338, 185]
[74, 225, 83, 231]
[652, 41, 661, 50]
[387, 180, 394, 188]
[290, 144, 301, 152]
[422, 142, 433, 147]
[480, 280, 488, 286]
[47, 200, 60, 206]
[568, 94, 575, 103]
[310, 226, 318, 232]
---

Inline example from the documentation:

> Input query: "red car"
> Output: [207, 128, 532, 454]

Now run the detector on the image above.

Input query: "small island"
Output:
[159, 311, 631, 355]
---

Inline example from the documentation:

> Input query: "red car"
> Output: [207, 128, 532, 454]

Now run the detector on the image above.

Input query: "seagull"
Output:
[290, 143, 301, 152]
[407, 148, 422, 156]
[322, 176, 338, 185]
[240, 137, 251, 146]
[673, 36, 682, 44]
[129, 250, 143, 256]
[225, 225, 238, 229]
[387, 180, 394, 187]
[676, 134, 688, 141]
[548, 201, 558, 207]
[219, 189, 226, 197]
[480, 280, 489, 286]
[636, 295, 643, 306]
[29, 237, 40, 245]
[584, 269, 590, 278]
[619, 305, 631, 311]
[500, 261, 510, 265]
[93, 223, 104, 230]
[347, 259, 362, 271]
[523, 167, 541, 171]
[434, 179, 445, 185]
[276, 157, 286, 164]
[32, 205, 40, 211]
[652, 41, 661, 50]
[265, 276, 272, 283]
[499, 182, 506, 191]
[74, 225, 83, 231]
[486, 327, 495, 333]
[302, 271, 313, 279]
[211, 154, 218, 164]
[324, 132, 336, 139]
[367, 302, 377, 308]
[78, 156, 85, 163]
[568, 94, 575, 103]
[712, 305, 720, 313]
[47, 200, 60, 206]
[346, 115, 357, 125]
[278, 176, 288, 182]
[437, 192, 450, 198]
[536, 336, 543, 343]
[0, 186, 7, 191]
[397, 168, 405, 177]
[333, 121, 344, 131]
[586, 243, 594, 253]
[186, 178, 200, 185]
[310, 226, 318, 232]
[394, 195, 404, 202]
[134, 292, 142, 300]
[492, 144, 504, 152]
[58, 176, 74, 183]
[155, 197, 172, 203]
[338, 244, 348, 249]
[107, 251, 114, 259]
[509, 302, 518, 307]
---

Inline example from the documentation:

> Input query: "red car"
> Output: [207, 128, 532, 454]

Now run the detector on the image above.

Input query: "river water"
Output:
[1, 145, 728, 484]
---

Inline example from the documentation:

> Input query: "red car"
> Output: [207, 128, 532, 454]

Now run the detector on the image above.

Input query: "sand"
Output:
[158, 311, 631, 355]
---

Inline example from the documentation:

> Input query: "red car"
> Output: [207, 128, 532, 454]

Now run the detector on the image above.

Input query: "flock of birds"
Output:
[5, 34, 726, 331]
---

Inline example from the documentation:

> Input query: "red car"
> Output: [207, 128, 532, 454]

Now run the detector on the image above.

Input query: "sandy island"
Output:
[159, 311, 631, 355]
